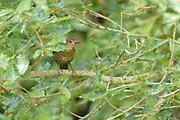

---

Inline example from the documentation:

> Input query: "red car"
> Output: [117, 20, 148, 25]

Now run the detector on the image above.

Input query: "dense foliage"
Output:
[0, 0, 180, 119]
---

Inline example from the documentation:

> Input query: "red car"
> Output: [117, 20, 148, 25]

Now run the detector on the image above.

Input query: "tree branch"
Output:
[0, 70, 164, 84]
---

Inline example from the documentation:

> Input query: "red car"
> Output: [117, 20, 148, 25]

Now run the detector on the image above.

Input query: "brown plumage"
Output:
[53, 38, 80, 70]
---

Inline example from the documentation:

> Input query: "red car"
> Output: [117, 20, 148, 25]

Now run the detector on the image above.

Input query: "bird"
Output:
[53, 38, 80, 71]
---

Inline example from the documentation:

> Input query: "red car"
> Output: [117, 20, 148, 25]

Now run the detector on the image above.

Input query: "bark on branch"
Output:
[0, 70, 163, 84]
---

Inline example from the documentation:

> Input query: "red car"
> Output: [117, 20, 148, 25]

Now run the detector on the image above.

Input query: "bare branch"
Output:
[107, 96, 146, 120]
[159, 20, 179, 84]
[22, 13, 45, 70]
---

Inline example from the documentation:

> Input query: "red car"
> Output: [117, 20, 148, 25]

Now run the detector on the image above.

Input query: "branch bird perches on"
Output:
[0, 70, 163, 84]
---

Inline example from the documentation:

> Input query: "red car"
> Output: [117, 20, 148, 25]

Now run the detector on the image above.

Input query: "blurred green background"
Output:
[1, 0, 180, 119]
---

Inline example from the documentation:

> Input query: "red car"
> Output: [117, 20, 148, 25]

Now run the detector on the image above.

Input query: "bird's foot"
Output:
[57, 68, 63, 75]
[69, 68, 76, 74]
[69, 63, 76, 74]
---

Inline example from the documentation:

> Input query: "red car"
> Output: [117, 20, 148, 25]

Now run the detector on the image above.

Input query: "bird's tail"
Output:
[59, 63, 68, 69]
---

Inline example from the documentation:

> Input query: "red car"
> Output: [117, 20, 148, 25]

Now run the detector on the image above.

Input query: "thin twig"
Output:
[53, 8, 156, 39]
[0, 11, 18, 25]
[5, 104, 30, 115]
[121, 12, 123, 33]
[42, 103, 83, 119]
[161, 105, 180, 110]
[80, 98, 105, 120]
[22, 13, 45, 70]
[87, 9, 128, 33]
[159, 20, 179, 84]
[95, 49, 109, 66]
[111, 50, 125, 76]
[124, 47, 144, 55]
[102, 45, 120, 60]
[109, 82, 172, 92]
[107, 96, 146, 120]
[24, 79, 91, 99]
[121, 39, 169, 64]
[123, 6, 156, 16]
[160, 88, 180, 98]
[105, 97, 121, 111]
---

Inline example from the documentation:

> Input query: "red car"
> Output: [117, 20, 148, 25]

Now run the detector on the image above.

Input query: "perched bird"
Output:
[53, 38, 80, 70]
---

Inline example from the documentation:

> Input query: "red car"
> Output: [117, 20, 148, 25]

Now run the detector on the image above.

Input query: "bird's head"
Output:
[66, 38, 80, 48]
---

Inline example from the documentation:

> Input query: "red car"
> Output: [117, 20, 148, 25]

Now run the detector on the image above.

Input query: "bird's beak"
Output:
[75, 41, 80, 44]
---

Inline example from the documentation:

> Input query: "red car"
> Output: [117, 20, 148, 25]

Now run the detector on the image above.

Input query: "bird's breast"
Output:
[54, 47, 75, 64]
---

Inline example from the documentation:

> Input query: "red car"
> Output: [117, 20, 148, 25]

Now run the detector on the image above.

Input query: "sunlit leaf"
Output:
[54, 0, 65, 8]
[94, 70, 101, 82]
[59, 86, 71, 104]
[44, 45, 70, 57]
[159, 102, 172, 119]
[34, 0, 49, 12]
[45, 37, 65, 46]
[16, 54, 29, 75]
[168, 0, 180, 14]
[6, 62, 18, 82]
[148, 85, 165, 95]
[19, 80, 38, 91]
[0, 53, 10, 69]
[32, 49, 41, 59]
[92, 81, 106, 91]
[41, 62, 51, 70]
[17, 0, 32, 13]
[0, 9, 12, 17]
[80, 91, 105, 102]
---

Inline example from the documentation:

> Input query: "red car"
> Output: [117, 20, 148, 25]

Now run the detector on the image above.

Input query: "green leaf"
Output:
[173, 99, 180, 104]
[92, 81, 106, 91]
[140, 19, 155, 35]
[19, 80, 38, 91]
[42, 24, 72, 39]
[49, 15, 71, 24]
[146, 116, 157, 120]
[0, 9, 12, 17]
[41, 62, 51, 70]
[159, 102, 172, 119]
[6, 62, 19, 83]
[148, 85, 165, 95]
[17, 0, 32, 13]
[80, 91, 105, 102]
[144, 97, 155, 106]
[94, 70, 101, 82]
[147, 39, 169, 53]
[32, 49, 41, 59]
[54, 0, 65, 8]
[170, 80, 180, 87]
[45, 37, 66, 46]
[173, 44, 180, 57]
[0, 53, 10, 69]
[118, 94, 133, 101]
[169, 39, 173, 53]
[168, 0, 180, 14]
[16, 54, 29, 75]
[45, 45, 69, 51]
[140, 54, 164, 60]
[44, 45, 70, 56]
[59, 86, 71, 104]
[44, 49, 53, 57]
[163, 13, 180, 24]
[167, 67, 180, 74]
[15, 109, 33, 120]
[34, 0, 49, 12]
[61, 86, 71, 100]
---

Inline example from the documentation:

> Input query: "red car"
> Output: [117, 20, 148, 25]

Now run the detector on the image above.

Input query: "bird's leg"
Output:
[56, 65, 63, 76]
[57, 68, 62, 75]
[69, 63, 76, 74]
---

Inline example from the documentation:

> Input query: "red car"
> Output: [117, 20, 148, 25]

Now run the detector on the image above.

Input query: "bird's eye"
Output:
[69, 40, 72, 43]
